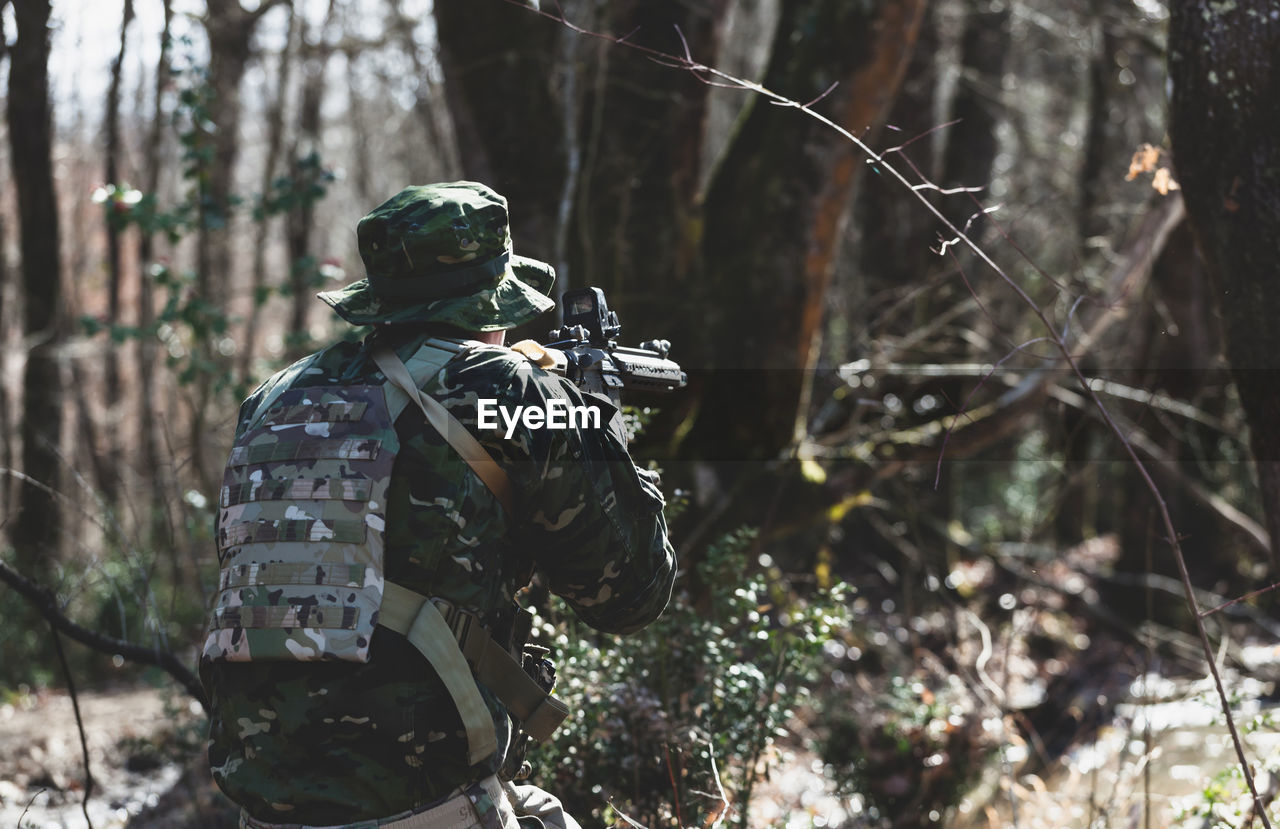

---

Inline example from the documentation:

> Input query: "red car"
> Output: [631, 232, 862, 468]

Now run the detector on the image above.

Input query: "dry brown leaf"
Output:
[1152, 166, 1180, 195]
[1126, 143, 1161, 180]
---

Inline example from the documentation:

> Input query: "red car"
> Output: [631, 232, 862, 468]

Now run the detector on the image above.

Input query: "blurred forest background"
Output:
[1, 0, 1278, 826]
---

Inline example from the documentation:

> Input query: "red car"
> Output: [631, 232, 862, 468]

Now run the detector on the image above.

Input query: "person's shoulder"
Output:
[237, 341, 360, 428]
[444, 341, 564, 393]
[253, 342, 354, 392]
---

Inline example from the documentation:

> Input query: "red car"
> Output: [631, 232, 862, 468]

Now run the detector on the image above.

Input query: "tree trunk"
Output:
[855, 1, 939, 296]
[8, 0, 64, 565]
[563, 0, 729, 309]
[690, 0, 927, 463]
[190, 0, 286, 494]
[1057, 2, 1111, 545]
[1168, 0, 1280, 569]
[1077, 3, 1116, 242]
[0, 8, 10, 520]
[940, 0, 1009, 232]
[433, 0, 569, 267]
[200, 0, 286, 306]
[101, 0, 135, 506]
[240, 3, 297, 386]
[285, 0, 337, 363]
[138, 0, 176, 550]
[344, 51, 375, 209]
[385, 0, 460, 182]
[0, 210, 9, 516]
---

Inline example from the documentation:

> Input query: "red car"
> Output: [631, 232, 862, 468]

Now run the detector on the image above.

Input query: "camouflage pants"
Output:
[240, 776, 517, 829]
[237, 777, 578, 829]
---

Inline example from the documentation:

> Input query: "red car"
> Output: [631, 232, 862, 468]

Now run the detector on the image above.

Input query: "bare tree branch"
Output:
[0, 557, 208, 712]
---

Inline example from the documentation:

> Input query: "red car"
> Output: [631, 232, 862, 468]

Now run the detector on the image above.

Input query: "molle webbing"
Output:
[227, 437, 381, 466]
[222, 478, 372, 507]
[205, 382, 403, 665]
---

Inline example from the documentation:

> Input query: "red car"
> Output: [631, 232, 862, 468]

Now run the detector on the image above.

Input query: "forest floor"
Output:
[0, 684, 853, 828]
[1, 666, 1277, 828]
[0, 685, 198, 828]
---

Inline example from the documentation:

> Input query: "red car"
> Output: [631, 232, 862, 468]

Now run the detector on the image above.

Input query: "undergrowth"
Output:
[529, 526, 852, 827]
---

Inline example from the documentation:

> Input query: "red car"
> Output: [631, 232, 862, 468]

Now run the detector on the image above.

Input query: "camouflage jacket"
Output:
[201, 327, 675, 824]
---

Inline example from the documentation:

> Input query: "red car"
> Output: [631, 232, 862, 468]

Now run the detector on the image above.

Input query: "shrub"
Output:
[528, 526, 851, 827]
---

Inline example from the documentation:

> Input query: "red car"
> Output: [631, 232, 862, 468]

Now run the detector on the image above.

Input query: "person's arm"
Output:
[498, 361, 676, 634]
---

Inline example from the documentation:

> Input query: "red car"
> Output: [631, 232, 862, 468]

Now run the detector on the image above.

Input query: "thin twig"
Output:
[705, 741, 732, 829]
[51, 623, 95, 828]
[882, 118, 962, 154]
[663, 743, 684, 828]
[18, 789, 47, 827]
[608, 802, 649, 828]
[935, 337, 1051, 488]
[942, 243, 1000, 348]
[1200, 581, 1280, 620]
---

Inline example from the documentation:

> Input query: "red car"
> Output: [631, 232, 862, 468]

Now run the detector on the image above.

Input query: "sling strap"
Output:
[371, 340, 568, 760]
[380, 583, 569, 745]
[377, 583, 499, 766]
[371, 344, 516, 517]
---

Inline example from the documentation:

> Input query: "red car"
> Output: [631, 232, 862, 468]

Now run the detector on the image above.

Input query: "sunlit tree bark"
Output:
[1168, 0, 1280, 569]
[690, 0, 927, 462]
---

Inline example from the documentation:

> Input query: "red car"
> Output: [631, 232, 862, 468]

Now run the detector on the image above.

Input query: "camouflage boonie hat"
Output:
[318, 182, 556, 331]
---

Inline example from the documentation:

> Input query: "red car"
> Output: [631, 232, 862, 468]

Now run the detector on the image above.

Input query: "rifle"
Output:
[512, 287, 688, 407]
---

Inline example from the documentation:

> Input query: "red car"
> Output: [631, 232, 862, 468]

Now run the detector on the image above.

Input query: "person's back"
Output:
[200, 182, 675, 828]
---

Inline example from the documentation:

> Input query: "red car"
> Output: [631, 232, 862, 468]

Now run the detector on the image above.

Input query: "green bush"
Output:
[528, 526, 851, 827]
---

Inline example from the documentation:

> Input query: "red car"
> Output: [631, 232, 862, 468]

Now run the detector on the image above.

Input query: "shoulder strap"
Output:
[370, 343, 516, 517]
[371, 340, 569, 760]
[384, 338, 468, 422]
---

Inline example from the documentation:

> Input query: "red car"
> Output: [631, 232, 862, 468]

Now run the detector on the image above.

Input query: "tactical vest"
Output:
[204, 337, 567, 766]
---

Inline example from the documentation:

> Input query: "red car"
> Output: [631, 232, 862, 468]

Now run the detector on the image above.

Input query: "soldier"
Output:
[200, 182, 676, 828]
